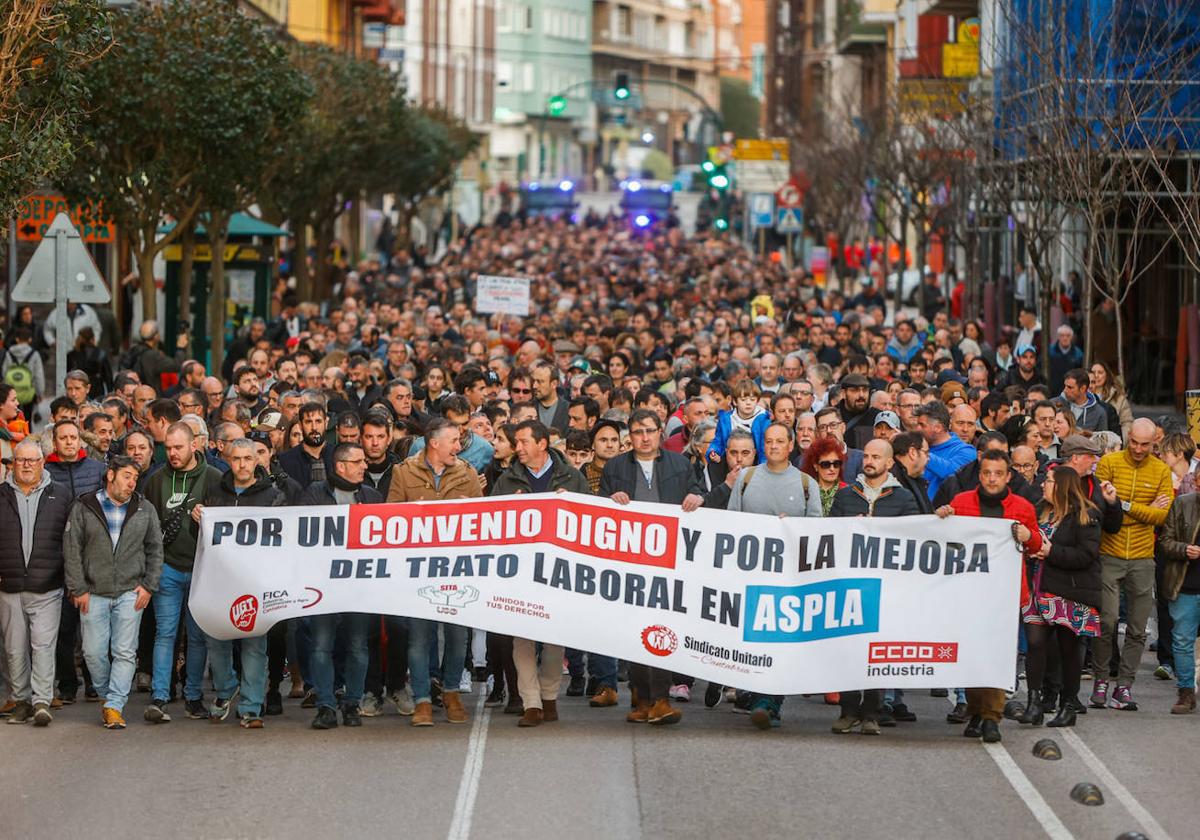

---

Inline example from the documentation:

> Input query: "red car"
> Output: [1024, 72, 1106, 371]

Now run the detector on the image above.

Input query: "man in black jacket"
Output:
[891, 432, 933, 515]
[0, 440, 72, 725]
[830, 440, 921, 736]
[191, 438, 285, 728]
[298, 443, 383, 731]
[1058, 435, 1123, 534]
[279, 401, 334, 486]
[601, 408, 704, 726]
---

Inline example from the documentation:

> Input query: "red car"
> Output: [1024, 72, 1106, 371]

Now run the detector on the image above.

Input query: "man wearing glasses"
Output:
[812, 407, 863, 481]
[507, 370, 534, 406]
[895, 388, 922, 433]
[601, 408, 705, 726]
[0, 440, 72, 725]
[298, 443, 384, 730]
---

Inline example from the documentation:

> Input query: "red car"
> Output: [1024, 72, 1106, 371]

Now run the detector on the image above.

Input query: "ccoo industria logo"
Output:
[230, 594, 259, 632]
[642, 625, 678, 657]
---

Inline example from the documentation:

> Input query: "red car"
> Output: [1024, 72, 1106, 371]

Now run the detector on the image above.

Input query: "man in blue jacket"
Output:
[915, 401, 974, 501]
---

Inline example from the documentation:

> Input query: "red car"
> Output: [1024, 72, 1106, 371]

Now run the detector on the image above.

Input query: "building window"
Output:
[524, 4, 534, 31]
[522, 62, 534, 92]
[616, 5, 631, 40]
[497, 61, 513, 88]
[497, 0, 511, 32]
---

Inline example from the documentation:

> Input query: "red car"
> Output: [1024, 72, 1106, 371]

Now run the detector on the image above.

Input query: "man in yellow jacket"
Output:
[1091, 418, 1173, 711]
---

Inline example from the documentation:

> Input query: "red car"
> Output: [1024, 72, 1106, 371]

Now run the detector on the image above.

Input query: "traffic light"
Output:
[704, 162, 729, 191]
[614, 71, 630, 101]
[548, 95, 567, 116]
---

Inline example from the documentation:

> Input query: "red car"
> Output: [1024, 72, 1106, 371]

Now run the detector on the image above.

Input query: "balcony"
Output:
[837, 21, 888, 57]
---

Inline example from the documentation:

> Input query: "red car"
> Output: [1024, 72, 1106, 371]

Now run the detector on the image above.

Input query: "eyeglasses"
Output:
[817, 422, 843, 432]
[630, 428, 658, 437]
[510, 387, 531, 394]
[818, 460, 843, 469]
[14, 457, 42, 466]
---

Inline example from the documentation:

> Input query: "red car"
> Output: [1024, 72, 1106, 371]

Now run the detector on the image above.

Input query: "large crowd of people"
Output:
[0, 215, 1197, 744]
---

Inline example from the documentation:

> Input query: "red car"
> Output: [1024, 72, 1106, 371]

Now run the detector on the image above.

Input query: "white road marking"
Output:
[1061, 728, 1172, 840]
[984, 742, 1076, 840]
[446, 688, 493, 840]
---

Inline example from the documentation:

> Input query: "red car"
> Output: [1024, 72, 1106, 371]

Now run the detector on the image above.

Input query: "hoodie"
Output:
[886, 334, 924, 365]
[708, 405, 771, 464]
[1055, 391, 1107, 432]
[144, 456, 222, 572]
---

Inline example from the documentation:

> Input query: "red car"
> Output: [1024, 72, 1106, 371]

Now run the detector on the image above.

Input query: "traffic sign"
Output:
[775, 207, 803, 233]
[776, 178, 804, 209]
[734, 139, 790, 161]
[16, 193, 114, 243]
[750, 193, 775, 229]
[12, 213, 110, 305]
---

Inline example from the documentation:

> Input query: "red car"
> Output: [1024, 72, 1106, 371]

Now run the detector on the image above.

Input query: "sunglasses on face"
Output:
[818, 460, 842, 469]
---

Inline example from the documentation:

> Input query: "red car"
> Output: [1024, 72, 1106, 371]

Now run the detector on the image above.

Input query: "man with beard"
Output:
[143, 423, 222, 723]
[838, 374, 878, 450]
[279, 402, 334, 486]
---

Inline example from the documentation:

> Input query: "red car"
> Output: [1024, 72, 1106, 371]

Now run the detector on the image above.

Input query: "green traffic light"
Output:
[548, 95, 567, 116]
[715, 219, 729, 231]
[615, 87, 630, 100]
[701, 160, 716, 173]
[710, 173, 730, 190]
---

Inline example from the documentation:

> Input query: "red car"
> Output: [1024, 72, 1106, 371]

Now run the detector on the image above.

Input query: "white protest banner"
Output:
[474, 274, 531, 316]
[190, 493, 1020, 694]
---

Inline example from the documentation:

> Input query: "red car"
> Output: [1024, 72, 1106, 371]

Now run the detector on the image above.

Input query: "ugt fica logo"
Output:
[642, 625, 678, 657]
[418, 584, 480, 615]
[230, 594, 259, 632]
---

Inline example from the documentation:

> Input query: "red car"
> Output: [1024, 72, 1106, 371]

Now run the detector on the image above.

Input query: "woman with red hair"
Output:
[802, 437, 847, 516]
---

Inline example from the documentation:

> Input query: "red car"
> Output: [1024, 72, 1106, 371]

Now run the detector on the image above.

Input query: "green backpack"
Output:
[3, 347, 36, 404]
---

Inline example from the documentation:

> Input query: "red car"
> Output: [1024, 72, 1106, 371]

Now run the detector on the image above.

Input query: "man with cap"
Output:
[873, 411, 901, 443]
[838, 373, 878, 450]
[1000, 344, 1046, 391]
[254, 408, 286, 454]
[940, 381, 968, 409]
[553, 340, 580, 377]
[1059, 435, 1123, 534]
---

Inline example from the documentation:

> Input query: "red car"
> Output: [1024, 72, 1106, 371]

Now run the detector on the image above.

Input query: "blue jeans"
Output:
[309, 613, 368, 710]
[408, 619, 467, 704]
[80, 590, 143, 712]
[151, 564, 207, 702]
[588, 654, 618, 690]
[1169, 593, 1200, 691]
[208, 636, 269, 718]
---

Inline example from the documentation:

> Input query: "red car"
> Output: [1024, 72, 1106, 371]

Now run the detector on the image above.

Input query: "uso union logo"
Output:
[230, 595, 259, 632]
[642, 625, 678, 657]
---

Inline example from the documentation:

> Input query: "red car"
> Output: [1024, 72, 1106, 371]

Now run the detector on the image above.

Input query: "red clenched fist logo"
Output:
[230, 595, 259, 632]
[642, 625, 677, 657]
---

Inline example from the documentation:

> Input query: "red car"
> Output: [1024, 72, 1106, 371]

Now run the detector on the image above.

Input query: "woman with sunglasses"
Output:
[801, 437, 847, 516]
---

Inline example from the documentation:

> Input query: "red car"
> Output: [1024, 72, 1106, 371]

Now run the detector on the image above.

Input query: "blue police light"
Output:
[528, 182, 540, 191]
[634, 214, 651, 228]
[558, 180, 573, 192]
[659, 184, 672, 193]
[627, 180, 642, 192]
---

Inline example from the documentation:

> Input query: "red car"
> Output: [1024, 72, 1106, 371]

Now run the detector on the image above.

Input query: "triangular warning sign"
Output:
[12, 213, 111, 304]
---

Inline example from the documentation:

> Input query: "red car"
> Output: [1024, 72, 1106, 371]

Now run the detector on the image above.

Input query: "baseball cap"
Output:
[874, 411, 901, 430]
[254, 408, 284, 431]
[1016, 343, 1037, 357]
[841, 373, 871, 389]
[1059, 434, 1102, 457]
[483, 370, 502, 386]
[568, 355, 591, 373]
[940, 382, 968, 404]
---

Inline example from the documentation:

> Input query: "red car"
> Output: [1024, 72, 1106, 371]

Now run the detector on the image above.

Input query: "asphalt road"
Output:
[2, 649, 1193, 840]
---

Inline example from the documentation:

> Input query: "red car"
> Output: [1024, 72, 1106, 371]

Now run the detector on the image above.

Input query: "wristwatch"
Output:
[1121, 500, 1132, 512]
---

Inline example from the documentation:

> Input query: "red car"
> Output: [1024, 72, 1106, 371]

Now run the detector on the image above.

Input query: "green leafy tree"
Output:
[260, 44, 397, 301]
[719, 77, 761, 140]
[0, 0, 110, 221]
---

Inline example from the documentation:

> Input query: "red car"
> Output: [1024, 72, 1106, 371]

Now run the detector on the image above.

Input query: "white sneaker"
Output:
[360, 692, 382, 717]
[458, 669, 473, 693]
[669, 684, 691, 702]
[723, 687, 738, 703]
[391, 686, 415, 716]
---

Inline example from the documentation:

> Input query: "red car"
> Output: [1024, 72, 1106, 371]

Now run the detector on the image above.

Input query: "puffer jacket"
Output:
[0, 473, 72, 593]
[490, 449, 590, 496]
[829, 474, 921, 518]
[387, 454, 483, 503]
[64, 491, 163, 597]
[1159, 493, 1200, 601]
[45, 451, 106, 500]
[1095, 450, 1173, 559]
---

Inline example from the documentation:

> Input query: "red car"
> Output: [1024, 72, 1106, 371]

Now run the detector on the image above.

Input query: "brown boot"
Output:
[443, 691, 468, 724]
[647, 697, 682, 726]
[629, 685, 639, 709]
[1171, 688, 1196, 715]
[626, 702, 651, 723]
[518, 707, 544, 727]
[411, 701, 434, 726]
[590, 686, 618, 708]
[542, 699, 558, 722]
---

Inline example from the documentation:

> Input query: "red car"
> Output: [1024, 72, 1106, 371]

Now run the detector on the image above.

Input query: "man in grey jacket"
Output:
[64, 455, 163, 729]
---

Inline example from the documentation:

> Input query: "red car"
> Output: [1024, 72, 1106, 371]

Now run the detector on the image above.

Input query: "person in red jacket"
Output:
[935, 448, 1041, 744]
